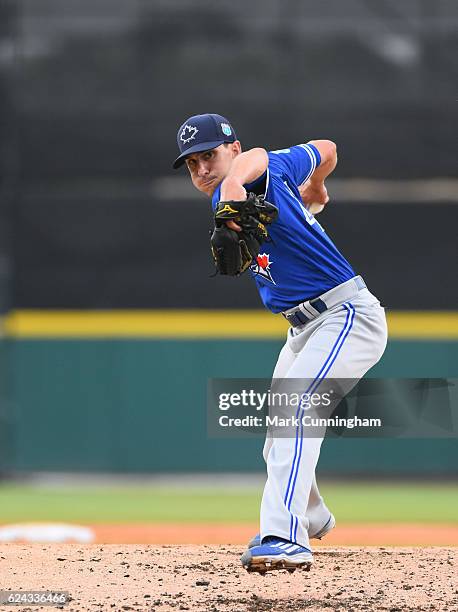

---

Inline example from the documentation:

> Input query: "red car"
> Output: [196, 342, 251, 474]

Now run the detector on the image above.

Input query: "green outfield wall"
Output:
[3, 335, 458, 475]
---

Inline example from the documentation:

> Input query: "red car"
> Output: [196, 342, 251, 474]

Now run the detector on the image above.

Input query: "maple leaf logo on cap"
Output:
[180, 124, 198, 145]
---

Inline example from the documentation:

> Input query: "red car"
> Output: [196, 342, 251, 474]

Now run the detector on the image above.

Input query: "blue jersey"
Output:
[212, 143, 355, 313]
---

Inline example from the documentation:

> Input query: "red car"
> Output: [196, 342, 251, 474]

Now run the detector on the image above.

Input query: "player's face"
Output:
[185, 142, 241, 196]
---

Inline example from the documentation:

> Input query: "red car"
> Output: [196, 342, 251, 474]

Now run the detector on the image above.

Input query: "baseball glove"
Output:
[210, 193, 278, 276]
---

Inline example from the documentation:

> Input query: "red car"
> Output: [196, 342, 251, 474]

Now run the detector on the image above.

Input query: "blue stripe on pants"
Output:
[282, 303, 355, 542]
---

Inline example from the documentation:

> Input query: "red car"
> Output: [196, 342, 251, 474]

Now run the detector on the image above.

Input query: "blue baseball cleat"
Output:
[247, 513, 335, 549]
[241, 536, 313, 574]
[247, 533, 262, 549]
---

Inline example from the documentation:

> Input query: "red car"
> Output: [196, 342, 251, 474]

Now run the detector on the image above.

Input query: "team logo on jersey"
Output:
[221, 123, 232, 136]
[180, 124, 198, 144]
[251, 252, 276, 284]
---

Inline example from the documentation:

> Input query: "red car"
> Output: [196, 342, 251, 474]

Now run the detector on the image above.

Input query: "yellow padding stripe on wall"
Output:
[3, 310, 458, 339]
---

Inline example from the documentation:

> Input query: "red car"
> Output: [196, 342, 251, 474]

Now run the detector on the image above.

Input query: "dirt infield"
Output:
[0, 545, 457, 612]
[90, 523, 458, 546]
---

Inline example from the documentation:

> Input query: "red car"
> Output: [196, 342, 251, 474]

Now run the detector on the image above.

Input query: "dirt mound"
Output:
[0, 544, 456, 611]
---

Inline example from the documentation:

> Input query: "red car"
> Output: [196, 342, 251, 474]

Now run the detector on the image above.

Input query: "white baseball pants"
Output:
[260, 285, 388, 548]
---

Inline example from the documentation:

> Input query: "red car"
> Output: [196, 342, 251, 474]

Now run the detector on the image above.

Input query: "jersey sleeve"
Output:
[211, 185, 222, 211]
[269, 143, 321, 185]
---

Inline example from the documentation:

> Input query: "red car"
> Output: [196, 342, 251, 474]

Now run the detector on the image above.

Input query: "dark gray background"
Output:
[1, 0, 457, 310]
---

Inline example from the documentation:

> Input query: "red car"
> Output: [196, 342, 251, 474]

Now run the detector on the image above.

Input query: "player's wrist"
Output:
[220, 176, 246, 201]
[308, 176, 325, 188]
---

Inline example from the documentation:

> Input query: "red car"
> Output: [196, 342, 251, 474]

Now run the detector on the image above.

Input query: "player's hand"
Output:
[299, 179, 329, 207]
[226, 220, 242, 232]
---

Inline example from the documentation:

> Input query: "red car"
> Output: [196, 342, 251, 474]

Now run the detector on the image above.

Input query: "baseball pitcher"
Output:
[173, 113, 387, 574]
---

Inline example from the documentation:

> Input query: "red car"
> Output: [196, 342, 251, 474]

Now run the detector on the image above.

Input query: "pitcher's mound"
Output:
[0, 544, 456, 611]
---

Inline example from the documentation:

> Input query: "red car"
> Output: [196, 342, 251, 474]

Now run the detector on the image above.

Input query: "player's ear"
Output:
[231, 140, 242, 157]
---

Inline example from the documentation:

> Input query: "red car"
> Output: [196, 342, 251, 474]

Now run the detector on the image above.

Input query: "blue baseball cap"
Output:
[173, 113, 237, 169]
